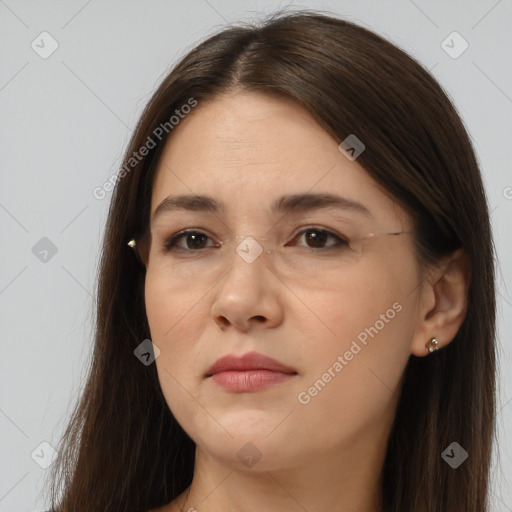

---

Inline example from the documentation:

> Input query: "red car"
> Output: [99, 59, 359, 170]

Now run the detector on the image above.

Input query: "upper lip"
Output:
[205, 351, 297, 377]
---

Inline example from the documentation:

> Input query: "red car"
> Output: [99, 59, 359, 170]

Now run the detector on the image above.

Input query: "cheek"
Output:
[144, 271, 208, 383]
[299, 259, 415, 357]
[145, 273, 211, 427]
[294, 260, 419, 437]
[145, 270, 205, 340]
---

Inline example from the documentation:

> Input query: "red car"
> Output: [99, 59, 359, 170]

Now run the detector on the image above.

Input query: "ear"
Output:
[410, 248, 470, 357]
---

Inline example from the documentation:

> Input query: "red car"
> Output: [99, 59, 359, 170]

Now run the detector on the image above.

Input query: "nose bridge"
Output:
[232, 235, 271, 265]
[210, 233, 282, 331]
[214, 234, 275, 289]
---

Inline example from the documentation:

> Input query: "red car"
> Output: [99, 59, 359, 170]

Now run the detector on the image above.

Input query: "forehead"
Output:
[150, 92, 406, 228]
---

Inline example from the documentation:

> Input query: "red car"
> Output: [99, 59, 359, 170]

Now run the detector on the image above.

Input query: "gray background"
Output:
[0, 1, 511, 510]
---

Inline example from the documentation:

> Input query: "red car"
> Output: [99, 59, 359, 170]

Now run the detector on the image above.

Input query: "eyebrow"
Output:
[152, 192, 373, 222]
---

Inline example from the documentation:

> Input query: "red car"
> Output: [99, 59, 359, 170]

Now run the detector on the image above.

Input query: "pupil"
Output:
[188, 234, 206, 249]
[306, 230, 326, 248]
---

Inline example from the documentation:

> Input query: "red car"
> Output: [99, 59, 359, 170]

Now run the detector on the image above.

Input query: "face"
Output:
[144, 91, 424, 471]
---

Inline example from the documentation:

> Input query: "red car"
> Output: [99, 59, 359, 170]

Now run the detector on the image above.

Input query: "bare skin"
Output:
[146, 92, 468, 512]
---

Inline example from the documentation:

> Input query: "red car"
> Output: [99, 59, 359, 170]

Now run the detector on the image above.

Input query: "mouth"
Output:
[205, 351, 298, 392]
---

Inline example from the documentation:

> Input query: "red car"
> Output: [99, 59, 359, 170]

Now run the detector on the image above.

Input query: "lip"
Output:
[205, 351, 297, 392]
[206, 351, 297, 376]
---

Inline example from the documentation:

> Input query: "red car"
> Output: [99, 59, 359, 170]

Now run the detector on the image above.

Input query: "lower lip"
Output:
[209, 370, 296, 392]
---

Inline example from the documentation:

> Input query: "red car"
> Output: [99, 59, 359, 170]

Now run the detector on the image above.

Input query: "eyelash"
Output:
[163, 227, 349, 253]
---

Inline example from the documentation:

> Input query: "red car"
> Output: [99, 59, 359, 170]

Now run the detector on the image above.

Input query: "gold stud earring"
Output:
[127, 239, 136, 248]
[425, 337, 440, 353]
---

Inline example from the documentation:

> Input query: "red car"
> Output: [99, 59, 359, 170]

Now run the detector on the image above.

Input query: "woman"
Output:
[44, 10, 496, 512]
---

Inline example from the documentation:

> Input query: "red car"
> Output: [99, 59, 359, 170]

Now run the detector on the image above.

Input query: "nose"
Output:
[210, 241, 284, 332]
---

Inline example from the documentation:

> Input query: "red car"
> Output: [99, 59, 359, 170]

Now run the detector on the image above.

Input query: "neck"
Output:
[181, 429, 387, 512]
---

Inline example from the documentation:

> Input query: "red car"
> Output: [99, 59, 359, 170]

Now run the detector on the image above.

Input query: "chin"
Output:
[188, 416, 311, 471]
[198, 436, 300, 472]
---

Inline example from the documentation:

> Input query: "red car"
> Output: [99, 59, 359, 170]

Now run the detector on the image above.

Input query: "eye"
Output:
[163, 227, 349, 254]
[164, 230, 218, 252]
[287, 227, 349, 250]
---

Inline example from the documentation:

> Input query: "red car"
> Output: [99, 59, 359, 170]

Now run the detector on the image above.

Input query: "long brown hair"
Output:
[44, 9, 496, 512]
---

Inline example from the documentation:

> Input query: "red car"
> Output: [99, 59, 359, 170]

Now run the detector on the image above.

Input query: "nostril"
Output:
[217, 317, 230, 327]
